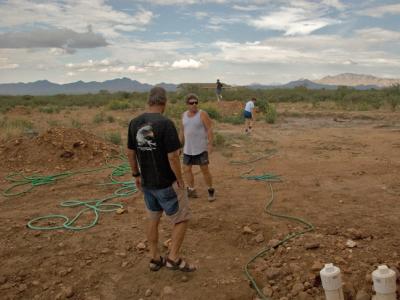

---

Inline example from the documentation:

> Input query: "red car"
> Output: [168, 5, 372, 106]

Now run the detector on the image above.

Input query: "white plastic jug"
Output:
[320, 263, 344, 300]
[372, 265, 397, 300]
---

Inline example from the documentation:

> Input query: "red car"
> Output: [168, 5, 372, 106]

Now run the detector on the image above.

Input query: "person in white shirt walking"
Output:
[180, 93, 216, 202]
[243, 97, 256, 134]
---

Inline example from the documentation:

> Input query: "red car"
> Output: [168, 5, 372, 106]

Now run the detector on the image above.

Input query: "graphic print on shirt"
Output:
[136, 124, 157, 151]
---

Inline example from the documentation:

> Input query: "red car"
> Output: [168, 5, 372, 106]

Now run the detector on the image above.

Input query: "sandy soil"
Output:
[1, 102, 400, 300]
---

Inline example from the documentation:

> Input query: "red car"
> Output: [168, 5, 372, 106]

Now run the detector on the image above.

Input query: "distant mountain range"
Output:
[0, 73, 399, 95]
[316, 73, 400, 87]
[0, 78, 177, 95]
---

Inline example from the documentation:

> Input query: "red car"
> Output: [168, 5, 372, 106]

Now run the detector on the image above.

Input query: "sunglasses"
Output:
[188, 101, 198, 105]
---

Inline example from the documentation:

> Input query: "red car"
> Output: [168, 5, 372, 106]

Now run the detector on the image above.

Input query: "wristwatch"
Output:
[132, 171, 141, 177]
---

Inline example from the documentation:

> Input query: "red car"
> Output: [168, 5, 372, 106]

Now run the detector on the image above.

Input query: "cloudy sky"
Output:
[0, 0, 400, 85]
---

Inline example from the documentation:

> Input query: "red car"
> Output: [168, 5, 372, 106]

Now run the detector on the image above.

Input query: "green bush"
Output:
[105, 132, 122, 145]
[265, 104, 277, 124]
[200, 104, 221, 120]
[107, 99, 130, 110]
[221, 114, 244, 125]
[213, 132, 226, 147]
[47, 120, 62, 127]
[71, 119, 82, 128]
[107, 115, 115, 123]
[165, 103, 187, 120]
[257, 99, 270, 113]
[39, 106, 60, 114]
[0, 117, 33, 129]
[93, 112, 105, 124]
[388, 95, 400, 111]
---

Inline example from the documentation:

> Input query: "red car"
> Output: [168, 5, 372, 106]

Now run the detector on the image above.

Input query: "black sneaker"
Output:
[208, 188, 216, 202]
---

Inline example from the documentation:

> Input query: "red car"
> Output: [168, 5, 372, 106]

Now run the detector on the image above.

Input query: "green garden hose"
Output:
[3, 157, 138, 231]
[241, 174, 314, 300]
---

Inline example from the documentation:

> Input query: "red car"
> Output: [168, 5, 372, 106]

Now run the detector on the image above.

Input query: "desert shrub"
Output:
[39, 106, 60, 114]
[105, 131, 122, 145]
[388, 95, 400, 111]
[257, 99, 270, 113]
[108, 99, 130, 110]
[71, 119, 82, 128]
[201, 104, 221, 120]
[0, 117, 35, 139]
[165, 103, 187, 120]
[0, 117, 33, 129]
[93, 112, 105, 124]
[47, 120, 62, 127]
[213, 132, 226, 147]
[221, 114, 244, 125]
[265, 104, 277, 124]
[107, 115, 115, 123]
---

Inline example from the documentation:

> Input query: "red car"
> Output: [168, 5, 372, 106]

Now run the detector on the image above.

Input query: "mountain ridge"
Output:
[1, 73, 399, 95]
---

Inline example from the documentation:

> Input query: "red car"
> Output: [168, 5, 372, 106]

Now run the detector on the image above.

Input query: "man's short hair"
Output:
[148, 86, 167, 106]
[185, 93, 199, 104]
[251, 97, 257, 101]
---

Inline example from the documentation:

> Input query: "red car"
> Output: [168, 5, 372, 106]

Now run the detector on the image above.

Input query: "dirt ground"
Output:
[1, 102, 400, 300]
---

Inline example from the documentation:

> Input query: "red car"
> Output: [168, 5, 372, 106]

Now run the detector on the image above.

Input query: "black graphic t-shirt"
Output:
[127, 113, 181, 189]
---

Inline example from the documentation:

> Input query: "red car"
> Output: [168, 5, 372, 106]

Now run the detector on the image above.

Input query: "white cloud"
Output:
[232, 5, 261, 11]
[0, 57, 19, 70]
[0, 1, 154, 38]
[359, 4, 400, 17]
[146, 61, 170, 68]
[0, 63, 19, 70]
[321, 0, 346, 10]
[355, 28, 400, 43]
[66, 59, 119, 71]
[127, 66, 147, 73]
[194, 12, 209, 19]
[171, 59, 202, 69]
[250, 7, 338, 35]
[212, 34, 400, 67]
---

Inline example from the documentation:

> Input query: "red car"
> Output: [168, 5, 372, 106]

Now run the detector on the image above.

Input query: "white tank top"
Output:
[182, 110, 208, 155]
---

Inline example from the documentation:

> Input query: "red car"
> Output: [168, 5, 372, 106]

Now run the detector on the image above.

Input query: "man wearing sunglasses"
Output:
[180, 93, 216, 202]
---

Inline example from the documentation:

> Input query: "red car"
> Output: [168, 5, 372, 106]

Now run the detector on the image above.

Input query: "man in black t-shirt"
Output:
[127, 87, 196, 272]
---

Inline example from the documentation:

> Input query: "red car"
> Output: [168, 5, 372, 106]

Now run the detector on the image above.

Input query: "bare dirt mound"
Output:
[0, 127, 119, 171]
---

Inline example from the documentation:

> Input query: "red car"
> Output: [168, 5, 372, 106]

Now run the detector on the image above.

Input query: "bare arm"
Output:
[200, 111, 213, 153]
[127, 148, 141, 190]
[168, 149, 184, 188]
[179, 117, 184, 146]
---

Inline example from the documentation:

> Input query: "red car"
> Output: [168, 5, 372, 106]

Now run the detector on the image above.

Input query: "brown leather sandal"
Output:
[165, 257, 196, 272]
[149, 256, 165, 271]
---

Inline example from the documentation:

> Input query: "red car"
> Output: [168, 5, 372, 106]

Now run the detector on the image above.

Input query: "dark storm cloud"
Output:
[0, 28, 108, 50]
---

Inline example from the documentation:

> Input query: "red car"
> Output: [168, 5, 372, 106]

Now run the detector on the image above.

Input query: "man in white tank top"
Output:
[180, 93, 216, 201]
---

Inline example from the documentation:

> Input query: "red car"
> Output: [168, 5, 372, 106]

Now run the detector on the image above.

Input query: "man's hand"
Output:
[176, 178, 185, 189]
[134, 176, 142, 191]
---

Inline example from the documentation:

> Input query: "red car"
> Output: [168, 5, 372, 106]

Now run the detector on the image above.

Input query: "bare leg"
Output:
[183, 164, 194, 188]
[200, 164, 212, 188]
[168, 220, 188, 261]
[147, 218, 160, 260]
[245, 118, 250, 132]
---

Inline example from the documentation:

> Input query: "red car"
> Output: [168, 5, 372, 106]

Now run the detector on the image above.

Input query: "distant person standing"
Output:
[127, 86, 196, 272]
[216, 79, 223, 101]
[180, 93, 216, 202]
[243, 97, 256, 134]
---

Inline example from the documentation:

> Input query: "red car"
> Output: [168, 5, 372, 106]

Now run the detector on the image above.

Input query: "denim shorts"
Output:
[243, 110, 252, 119]
[183, 151, 209, 166]
[142, 183, 190, 224]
